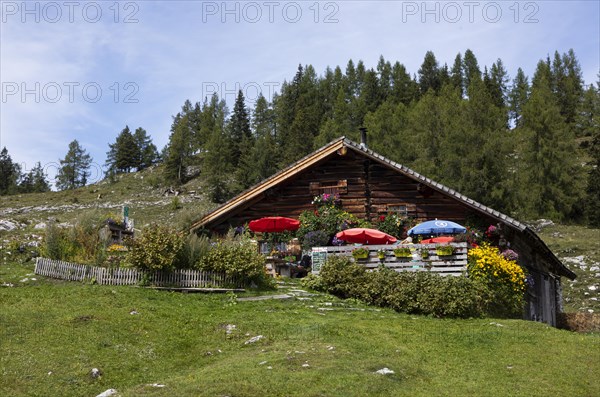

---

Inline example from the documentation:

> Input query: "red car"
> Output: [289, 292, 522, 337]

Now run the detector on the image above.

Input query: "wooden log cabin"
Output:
[190, 137, 576, 326]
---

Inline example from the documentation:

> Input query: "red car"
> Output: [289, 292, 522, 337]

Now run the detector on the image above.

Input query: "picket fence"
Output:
[34, 257, 241, 288]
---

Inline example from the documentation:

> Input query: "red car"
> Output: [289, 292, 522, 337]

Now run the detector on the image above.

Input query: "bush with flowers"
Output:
[467, 243, 527, 317]
[374, 213, 414, 239]
[311, 193, 341, 208]
[298, 196, 368, 248]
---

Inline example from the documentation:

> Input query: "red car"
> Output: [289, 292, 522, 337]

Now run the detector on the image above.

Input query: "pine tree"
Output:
[488, 59, 509, 109]
[517, 74, 585, 220]
[377, 55, 392, 101]
[56, 140, 92, 190]
[19, 162, 50, 193]
[463, 49, 481, 92]
[509, 68, 530, 127]
[582, 79, 600, 225]
[450, 53, 464, 97]
[586, 126, 600, 226]
[106, 126, 138, 174]
[163, 100, 200, 184]
[0, 147, 20, 195]
[229, 90, 253, 166]
[246, 93, 278, 183]
[418, 51, 441, 94]
[552, 49, 584, 124]
[390, 61, 418, 105]
[203, 95, 234, 203]
[132, 127, 159, 170]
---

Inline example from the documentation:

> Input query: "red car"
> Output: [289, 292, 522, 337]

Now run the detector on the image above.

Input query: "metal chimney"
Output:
[359, 127, 368, 149]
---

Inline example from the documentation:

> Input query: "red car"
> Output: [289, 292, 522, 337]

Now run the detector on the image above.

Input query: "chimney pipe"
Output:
[359, 127, 368, 149]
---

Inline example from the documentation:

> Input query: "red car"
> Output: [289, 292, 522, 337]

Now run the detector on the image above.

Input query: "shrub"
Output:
[467, 243, 526, 317]
[182, 233, 211, 269]
[198, 240, 271, 287]
[317, 257, 486, 318]
[298, 206, 366, 247]
[374, 214, 415, 239]
[318, 255, 369, 299]
[125, 225, 185, 271]
[302, 230, 330, 250]
[41, 222, 75, 261]
[300, 273, 325, 291]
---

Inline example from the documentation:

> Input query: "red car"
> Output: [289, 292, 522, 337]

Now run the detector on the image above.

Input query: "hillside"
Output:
[0, 168, 599, 314]
[0, 165, 215, 233]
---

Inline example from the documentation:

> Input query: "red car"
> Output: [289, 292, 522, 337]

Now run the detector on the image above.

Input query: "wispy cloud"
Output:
[1, 0, 598, 185]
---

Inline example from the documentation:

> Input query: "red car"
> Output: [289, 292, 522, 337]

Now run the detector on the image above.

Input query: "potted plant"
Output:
[377, 249, 386, 260]
[352, 247, 369, 260]
[393, 247, 412, 258]
[419, 248, 429, 259]
[436, 245, 455, 256]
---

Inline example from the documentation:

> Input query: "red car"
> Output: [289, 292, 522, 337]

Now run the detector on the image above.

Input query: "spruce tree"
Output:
[517, 74, 584, 220]
[509, 68, 530, 128]
[229, 90, 253, 166]
[0, 147, 20, 195]
[391, 61, 418, 105]
[133, 127, 159, 170]
[450, 53, 464, 97]
[462, 49, 481, 92]
[56, 140, 92, 190]
[418, 51, 441, 94]
[106, 126, 138, 174]
[19, 162, 50, 193]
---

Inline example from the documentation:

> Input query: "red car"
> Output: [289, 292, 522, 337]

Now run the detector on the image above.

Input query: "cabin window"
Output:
[387, 205, 408, 216]
[309, 180, 348, 195]
[386, 204, 416, 217]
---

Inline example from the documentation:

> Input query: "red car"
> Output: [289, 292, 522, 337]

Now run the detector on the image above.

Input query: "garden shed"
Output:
[190, 137, 576, 326]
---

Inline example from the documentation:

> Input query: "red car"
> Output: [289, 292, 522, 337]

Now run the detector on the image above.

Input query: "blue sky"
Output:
[1, 0, 599, 186]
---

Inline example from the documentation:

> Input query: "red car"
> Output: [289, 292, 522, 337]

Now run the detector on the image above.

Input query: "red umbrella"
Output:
[248, 217, 300, 233]
[420, 236, 455, 244]
[336, 228, 397, 245]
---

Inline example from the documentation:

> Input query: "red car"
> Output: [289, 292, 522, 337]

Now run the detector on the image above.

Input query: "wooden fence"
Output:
[312, 242, 468, 276]
[34, 258, 240, 288]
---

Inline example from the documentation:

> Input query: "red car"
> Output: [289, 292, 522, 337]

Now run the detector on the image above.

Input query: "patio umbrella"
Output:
[248, 216, 300, 233]
[407, 220, 466, 236]
[335, 228, 397, 245]
[420, 236, 455, 244]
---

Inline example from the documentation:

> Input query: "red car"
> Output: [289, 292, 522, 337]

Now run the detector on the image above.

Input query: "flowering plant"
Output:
[501, 249, 519, 262]
[312, 193, 340, 207]
[393, 247, 412, 257]
[302, 230, 330, 249]
[375, 213, 414, 239]
[352, 247, 369, 259]
[467, 243, 527, 317]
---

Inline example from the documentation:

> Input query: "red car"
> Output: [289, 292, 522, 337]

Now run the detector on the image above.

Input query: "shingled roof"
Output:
[191, 137, 576, 280]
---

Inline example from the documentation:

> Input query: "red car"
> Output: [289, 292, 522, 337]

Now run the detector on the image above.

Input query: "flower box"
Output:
[393, 247, 412, 258]
[436, 245, 455, 256]
[352, 248, 369, 260]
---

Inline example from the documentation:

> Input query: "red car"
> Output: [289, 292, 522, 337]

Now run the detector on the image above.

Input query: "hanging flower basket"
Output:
[420, 248, 430, 259]
[377, 249, 386, 260]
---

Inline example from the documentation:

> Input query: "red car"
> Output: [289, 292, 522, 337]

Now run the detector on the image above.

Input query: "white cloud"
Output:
[1, 0, 598, 182]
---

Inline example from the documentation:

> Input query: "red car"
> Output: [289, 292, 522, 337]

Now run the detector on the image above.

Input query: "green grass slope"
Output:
[0, 278, 599, 397]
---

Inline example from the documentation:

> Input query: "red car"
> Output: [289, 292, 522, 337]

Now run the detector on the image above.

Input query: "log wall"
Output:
[211, 153, 473, 232]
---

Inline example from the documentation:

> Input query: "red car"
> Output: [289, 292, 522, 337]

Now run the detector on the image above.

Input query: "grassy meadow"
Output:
[1, 262, 599, 397]
[1, 168, 600, 396]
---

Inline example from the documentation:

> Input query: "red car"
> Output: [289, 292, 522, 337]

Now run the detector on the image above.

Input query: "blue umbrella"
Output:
[407, 219, 466, 236]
